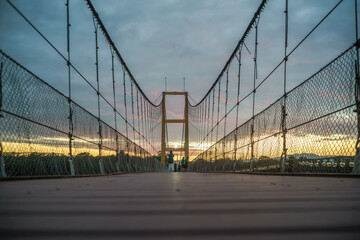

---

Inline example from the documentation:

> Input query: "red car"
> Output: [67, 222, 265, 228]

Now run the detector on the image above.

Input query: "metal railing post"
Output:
[234, 48, 242, 163]
[223, 68, 229, 161]
[66, 0, 75, 176]
[111, 48, 120, 172]
[93, 19, 104, 174]
[353, 0, 360, 174]
[280, 0, 289, 173]
[250, 17, 260, 172]
[0, 62, 6, 178]
[161, 93, 166, 164]
[0, 143, 6, 178]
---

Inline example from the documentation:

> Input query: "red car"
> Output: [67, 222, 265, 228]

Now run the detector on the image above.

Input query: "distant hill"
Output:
[290, 153, 320, 159]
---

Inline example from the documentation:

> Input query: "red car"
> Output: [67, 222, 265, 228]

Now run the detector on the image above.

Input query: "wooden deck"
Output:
[0, 172, 360, 239]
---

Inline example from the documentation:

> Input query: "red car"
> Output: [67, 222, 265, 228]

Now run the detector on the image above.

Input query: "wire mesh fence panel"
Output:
[72, 103, 100, 148]
[101, 122, 117, 152]
[190, 45, 358, 174]
[286, 47, 356, 130]
[234, 121, 253, 160]
[253, 99, 283, 143]
[1, 113, 71, 176]
[0, 51, 167, 177]
[251, 135, 283, 172]
[1, 0, 358, 176]
[286, 107, 357, 173]
[0, 53, 69, 134]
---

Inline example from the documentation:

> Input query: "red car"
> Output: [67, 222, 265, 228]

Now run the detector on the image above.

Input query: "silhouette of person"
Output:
[168, 150, 174, 172]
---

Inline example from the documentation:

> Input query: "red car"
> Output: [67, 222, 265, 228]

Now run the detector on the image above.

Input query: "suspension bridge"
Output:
[0, 0, 360, 239]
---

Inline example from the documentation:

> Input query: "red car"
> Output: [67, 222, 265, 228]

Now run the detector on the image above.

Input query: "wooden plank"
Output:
[0, 173, 359, 239]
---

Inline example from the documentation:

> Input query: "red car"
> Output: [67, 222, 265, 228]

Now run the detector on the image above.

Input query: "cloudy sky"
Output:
[0, 0, 357, 156]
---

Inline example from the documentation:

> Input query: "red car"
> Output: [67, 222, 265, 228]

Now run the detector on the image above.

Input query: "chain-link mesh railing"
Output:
[1, 0, 358, 176]
[187, 0, 360, 174]
[0, 51, 167, 177]
[0, 0, 167, 177]
[189, 45, 358, 174]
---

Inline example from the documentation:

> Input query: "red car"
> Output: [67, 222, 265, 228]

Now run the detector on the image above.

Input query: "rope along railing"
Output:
[188, 0, 360, 174]
[0, 0, 166, 177]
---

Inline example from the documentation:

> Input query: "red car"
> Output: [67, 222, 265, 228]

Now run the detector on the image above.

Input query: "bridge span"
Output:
[1, 0, 360, 238]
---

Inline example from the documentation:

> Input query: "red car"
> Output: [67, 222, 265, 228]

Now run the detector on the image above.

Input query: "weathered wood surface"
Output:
[0, 172, 360, 239]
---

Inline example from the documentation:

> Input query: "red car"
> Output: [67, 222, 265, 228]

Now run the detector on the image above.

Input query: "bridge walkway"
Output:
[0, 173, 360, 239]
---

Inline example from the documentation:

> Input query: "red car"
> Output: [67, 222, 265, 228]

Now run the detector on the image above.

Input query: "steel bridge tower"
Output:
[160, 92, 189, 165]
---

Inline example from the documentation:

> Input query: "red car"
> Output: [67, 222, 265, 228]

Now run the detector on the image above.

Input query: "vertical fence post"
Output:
[146, 102, 151, 157]
[144, 103, 147, 159]
[149, 105, 154, 157]
[111, 49, 120, 172]
[199, 103, 203, 154]
[215, 82, 221, 163]
[66, 0, 75, 176]
[223, 68, 229, 162]
[161, 93, 166, 164]
[142, 98, 146, 158]
[185, 92, 189, 167]
[141, 96, 145, 160]
[205, 96, 211, 161]
[130, 81, 137, 159]
[280, 0, 289, 173]
[210, 89, 215, 163]
[0, 62, 6, 178]
[146, 103, 149, 156]
[250, 17, 260, 172]
[234, 48, 242, 163]
[0, 142, 6, 178]
[143, 98, 148, 159]
[198, 104, 202, 155]
[353, 0, 360, 173]
[93, 19, 104, 174]
[203, 98, 207, 157]
[136, 90, 140, 157]
[198, 105, 201, 157]
[122, 67, 130, 171]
